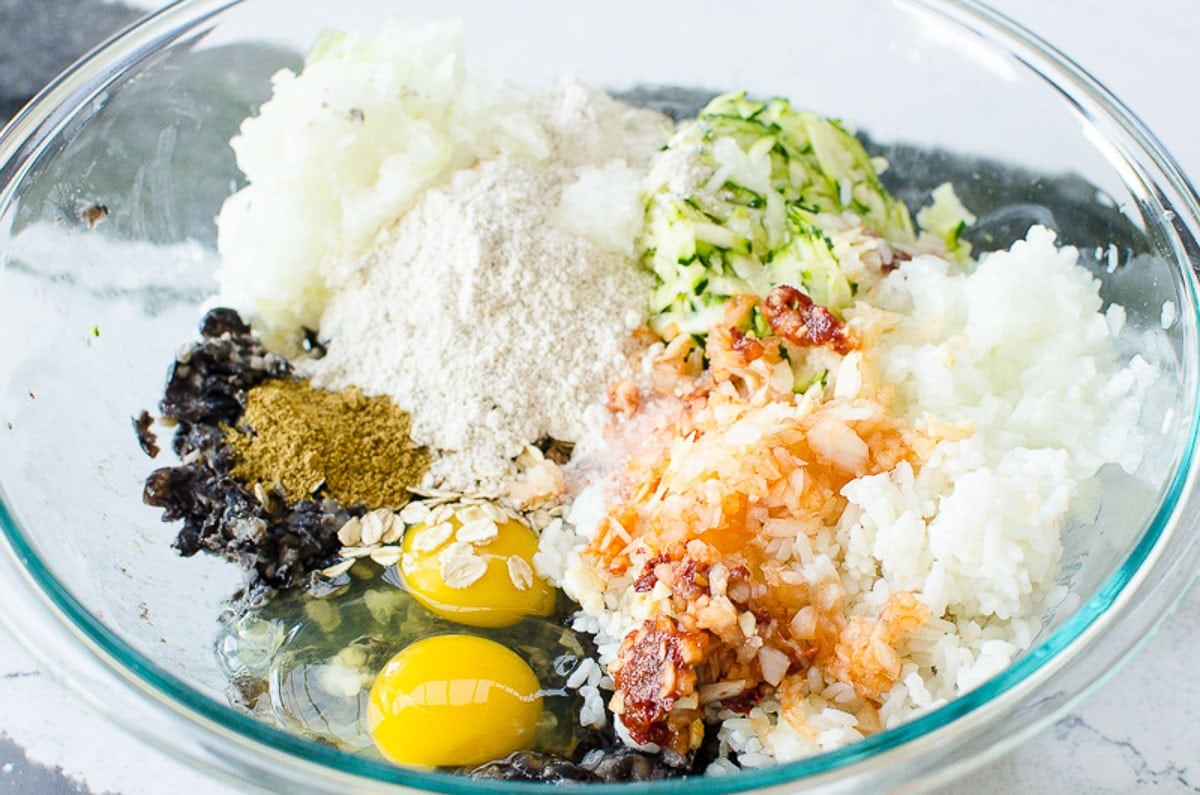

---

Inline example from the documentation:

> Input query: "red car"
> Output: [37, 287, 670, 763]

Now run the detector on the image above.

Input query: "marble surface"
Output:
[2, 0, 1199, 792]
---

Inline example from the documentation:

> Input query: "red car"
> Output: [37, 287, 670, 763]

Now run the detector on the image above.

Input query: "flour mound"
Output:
[304, 81, 668, 491]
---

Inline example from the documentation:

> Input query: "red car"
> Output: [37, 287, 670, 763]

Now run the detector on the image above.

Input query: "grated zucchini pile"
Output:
[642, 93, 970, 339]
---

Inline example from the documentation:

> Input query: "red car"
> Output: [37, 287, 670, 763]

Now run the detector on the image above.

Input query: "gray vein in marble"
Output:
[0, 734, 95, 795]
[1053, 715, 1199, 792]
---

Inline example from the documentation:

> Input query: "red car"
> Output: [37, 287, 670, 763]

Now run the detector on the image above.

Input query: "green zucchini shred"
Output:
[915, 182, 977, 263]
[642, 92, 922, 337]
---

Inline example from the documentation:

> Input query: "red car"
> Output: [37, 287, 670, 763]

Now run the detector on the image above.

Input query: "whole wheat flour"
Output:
[304, 80, 670, 491]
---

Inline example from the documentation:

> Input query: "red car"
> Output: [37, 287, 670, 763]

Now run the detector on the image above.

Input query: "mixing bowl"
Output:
[2, 1, 1199, 792]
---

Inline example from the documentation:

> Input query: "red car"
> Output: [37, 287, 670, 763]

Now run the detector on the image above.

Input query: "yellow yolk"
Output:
[367, 634, 543, 768]
[399, 512, 555, 628]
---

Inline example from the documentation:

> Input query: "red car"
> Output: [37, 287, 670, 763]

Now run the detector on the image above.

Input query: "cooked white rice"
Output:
[536, 225, 1160, 768]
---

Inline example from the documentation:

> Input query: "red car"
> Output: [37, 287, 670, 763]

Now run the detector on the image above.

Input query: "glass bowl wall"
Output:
[1, 1, 1199, 792]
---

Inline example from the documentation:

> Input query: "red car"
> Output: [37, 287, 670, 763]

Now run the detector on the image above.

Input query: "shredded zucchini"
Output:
[916, 182, 977, 263]
[642, 92, 915, 338]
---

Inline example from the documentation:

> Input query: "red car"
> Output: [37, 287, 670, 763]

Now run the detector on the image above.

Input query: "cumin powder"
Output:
[228, 379, 428, 508]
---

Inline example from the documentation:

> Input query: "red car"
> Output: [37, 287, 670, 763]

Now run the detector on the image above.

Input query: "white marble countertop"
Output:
[2, 0, 1199, 792]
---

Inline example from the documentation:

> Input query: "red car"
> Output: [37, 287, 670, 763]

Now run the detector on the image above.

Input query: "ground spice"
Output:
[228, 378, 428, 508]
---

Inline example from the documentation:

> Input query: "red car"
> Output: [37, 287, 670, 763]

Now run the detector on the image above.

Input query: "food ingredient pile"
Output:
[229, 380, 428, 508]
[216, 20, 666, 492]
[141, 17, 1163, 784]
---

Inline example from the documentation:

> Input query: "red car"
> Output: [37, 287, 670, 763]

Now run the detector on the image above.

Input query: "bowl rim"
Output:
[2, 0, 1200, 791]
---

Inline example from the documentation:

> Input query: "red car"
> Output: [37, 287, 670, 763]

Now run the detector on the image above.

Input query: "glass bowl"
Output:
[2, 0, 1199, 791]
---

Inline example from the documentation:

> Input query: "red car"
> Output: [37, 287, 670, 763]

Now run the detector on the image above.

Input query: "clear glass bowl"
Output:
[2, 1, 1199, 791]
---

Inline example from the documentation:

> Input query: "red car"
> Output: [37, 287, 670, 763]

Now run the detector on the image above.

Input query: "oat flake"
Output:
[337, 517, 362, 546]
[322, 559, 356, 578]
[456, 517, 500, 544]
[442, 554, 488, 589]
[369, 546, 402, 567]
[360, 509, 393, 546]
[413, 522, 455, 553]
[399, 501, 430, 525]
[507, 556, 534, 592]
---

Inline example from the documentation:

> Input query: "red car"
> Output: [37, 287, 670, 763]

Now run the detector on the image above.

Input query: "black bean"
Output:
[468, 751, 601, 783]
[142, 308, 358, 591]
[200, 307, 253, 337]
[132, 410, 159, 458]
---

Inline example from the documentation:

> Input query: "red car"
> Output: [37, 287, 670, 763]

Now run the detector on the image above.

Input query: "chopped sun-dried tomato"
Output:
[762, 285, 852, 354]
[729, 327, 765, 363]
[610, 616, 709, 749]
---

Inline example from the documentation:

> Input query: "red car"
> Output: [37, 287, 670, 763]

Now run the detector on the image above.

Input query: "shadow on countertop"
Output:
[0, 0, 143, 125]
[0, 733, 95, 795]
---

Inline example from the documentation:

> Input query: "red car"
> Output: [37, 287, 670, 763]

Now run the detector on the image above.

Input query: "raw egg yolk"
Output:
[367, 634, 543, 768]
[400, 513, 555, 628]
